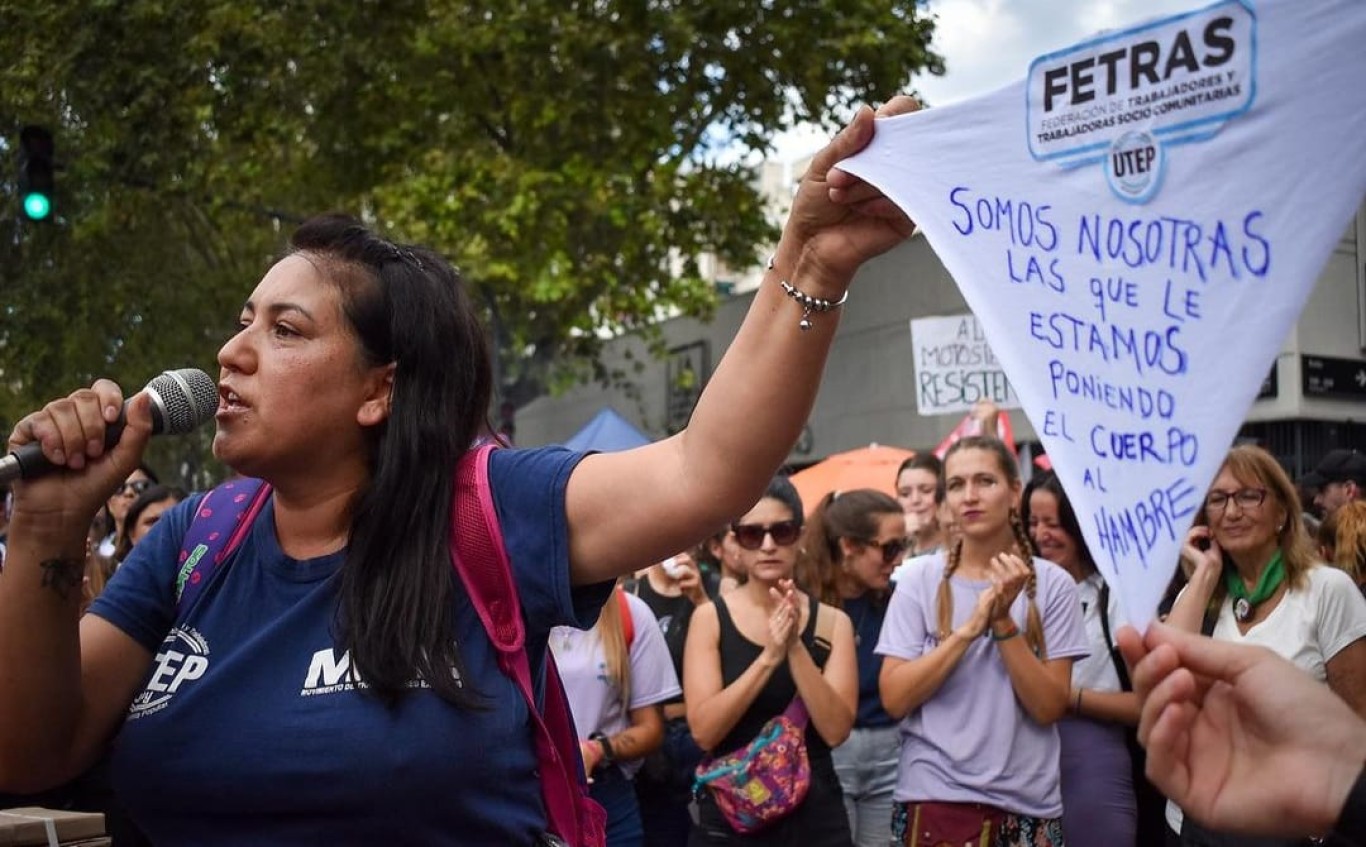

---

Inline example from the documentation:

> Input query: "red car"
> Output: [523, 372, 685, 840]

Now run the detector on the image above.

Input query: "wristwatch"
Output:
[589, 731, 616, 766]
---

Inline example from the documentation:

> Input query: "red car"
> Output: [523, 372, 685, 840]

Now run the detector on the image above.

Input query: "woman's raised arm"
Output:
[565, 97, 919, 586]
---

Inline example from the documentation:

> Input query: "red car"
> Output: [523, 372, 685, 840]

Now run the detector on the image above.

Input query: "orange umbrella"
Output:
[788, 443, 916, 512]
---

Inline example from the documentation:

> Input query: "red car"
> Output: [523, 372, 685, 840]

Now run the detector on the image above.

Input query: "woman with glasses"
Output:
[1166, 444, 1366, 846]
[94, 464, 158, 560]
[878, 436, 1088, 847]
[799, 489, 905, 847]
[684, 476, 859, 846]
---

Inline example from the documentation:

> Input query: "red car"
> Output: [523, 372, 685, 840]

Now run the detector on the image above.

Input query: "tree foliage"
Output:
[0, 0, 941, 480]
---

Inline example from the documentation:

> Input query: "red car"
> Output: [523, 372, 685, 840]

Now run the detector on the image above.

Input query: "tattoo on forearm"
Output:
[612, 730, 650, 762]
[40, 558, 85, 601]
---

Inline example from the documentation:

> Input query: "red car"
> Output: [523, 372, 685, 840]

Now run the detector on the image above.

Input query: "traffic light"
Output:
[18, 125, 55, 222]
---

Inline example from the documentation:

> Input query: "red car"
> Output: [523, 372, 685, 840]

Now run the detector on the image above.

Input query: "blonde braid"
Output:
[1008, 507, 1047, 659]
[936, 539, 963, 640]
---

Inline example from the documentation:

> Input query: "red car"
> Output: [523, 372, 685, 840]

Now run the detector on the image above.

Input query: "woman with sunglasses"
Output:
[877, 436, 1088, 847]
[1165, 444, 1366, 846]
[684, 476, 859, 846]
[93, 464, 158, 560]
[799, 489, 905, 847]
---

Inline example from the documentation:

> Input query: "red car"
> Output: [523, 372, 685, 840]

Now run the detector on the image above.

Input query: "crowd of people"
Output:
[1, 91, 1364, 847]
[514, 433, 1366, 847]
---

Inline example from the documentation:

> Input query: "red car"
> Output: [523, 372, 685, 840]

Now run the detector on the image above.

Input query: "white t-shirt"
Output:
[1072, 573, 1126, 692]
[1167, 564, 1366, 832]
[551, 591, 681, 778]
[1208, 565, 1366, 680]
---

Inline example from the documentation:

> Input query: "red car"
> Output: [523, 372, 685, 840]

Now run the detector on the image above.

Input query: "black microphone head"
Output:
[144, 368, 218, 435]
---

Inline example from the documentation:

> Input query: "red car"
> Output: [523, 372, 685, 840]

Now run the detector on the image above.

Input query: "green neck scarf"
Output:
[1226, 549, 1286, 607]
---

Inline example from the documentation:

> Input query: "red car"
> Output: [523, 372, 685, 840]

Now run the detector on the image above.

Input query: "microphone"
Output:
[0, 368, 218, 484]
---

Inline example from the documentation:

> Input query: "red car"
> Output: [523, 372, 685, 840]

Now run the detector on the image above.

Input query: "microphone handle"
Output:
[0, 401, 161, 485]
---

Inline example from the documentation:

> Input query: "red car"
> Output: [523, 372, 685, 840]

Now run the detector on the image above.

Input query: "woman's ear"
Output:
[837, 536, 859, 563]
[357, 362, 397, 427]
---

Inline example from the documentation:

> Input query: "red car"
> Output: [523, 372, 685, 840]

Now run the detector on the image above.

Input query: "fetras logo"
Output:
[1025, 0, 1256, 204]
[128, 627, 210, 720]
[1107, 131, 1164, 204]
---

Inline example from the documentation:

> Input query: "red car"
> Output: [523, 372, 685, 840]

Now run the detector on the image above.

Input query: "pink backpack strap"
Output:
[451, 444, 606, 847]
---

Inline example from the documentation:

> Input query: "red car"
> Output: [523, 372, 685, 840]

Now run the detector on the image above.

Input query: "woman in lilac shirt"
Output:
[878, 437, 1088, 847]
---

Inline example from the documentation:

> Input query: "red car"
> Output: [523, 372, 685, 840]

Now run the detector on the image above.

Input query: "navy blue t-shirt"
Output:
[89, 447, 611, 846]
[845, 593, 895, 729]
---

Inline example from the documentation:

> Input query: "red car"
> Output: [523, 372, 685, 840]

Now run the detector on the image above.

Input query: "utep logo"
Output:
[128, 627, 210, 720]
[1025, 0, 1256, 203]
[1107, 131, 1163, 203]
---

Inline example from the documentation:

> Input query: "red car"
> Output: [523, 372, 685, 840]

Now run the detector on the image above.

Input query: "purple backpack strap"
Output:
[175, 478, 272, 614]
[450, 444, 606, 847]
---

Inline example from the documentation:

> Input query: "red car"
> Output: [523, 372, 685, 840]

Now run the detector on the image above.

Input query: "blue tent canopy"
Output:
[562, 408, 651, 453]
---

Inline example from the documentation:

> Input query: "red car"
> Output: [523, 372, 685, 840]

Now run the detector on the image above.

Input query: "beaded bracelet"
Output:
[990, 622, 1021, 642]
[767, 255, 849, 331]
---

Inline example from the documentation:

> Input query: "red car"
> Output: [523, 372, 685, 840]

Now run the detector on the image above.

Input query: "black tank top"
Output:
[713, 593, 834, 766]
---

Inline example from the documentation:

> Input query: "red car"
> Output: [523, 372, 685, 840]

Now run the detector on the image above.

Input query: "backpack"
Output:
[175, 445, 607, 847]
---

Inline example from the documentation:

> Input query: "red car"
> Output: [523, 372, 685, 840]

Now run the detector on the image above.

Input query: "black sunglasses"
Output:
[861, 538, 907, 565]
[731, 520, 802, 550]
[117, 479, 152, 497]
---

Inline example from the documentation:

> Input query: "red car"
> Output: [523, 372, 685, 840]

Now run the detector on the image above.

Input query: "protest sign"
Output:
[934, 408, 1017, 460]
[839, 0, 1366, 624]
[911, 313, 1020, 415]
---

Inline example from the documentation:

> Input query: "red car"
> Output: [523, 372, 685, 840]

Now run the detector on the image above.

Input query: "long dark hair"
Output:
[290, 214, 492, 708]
[1019, 470, 1097, 577]
[114, 484, 188, 562]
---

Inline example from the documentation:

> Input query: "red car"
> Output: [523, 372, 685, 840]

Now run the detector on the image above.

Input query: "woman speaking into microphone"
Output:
[0, 95, 920, 845]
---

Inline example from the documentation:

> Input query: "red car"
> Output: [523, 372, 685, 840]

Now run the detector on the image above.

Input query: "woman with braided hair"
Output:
[876, 436, 1088, 847]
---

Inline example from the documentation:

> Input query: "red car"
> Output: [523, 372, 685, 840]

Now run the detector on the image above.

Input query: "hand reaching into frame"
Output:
[1116, 622, 1366, 838]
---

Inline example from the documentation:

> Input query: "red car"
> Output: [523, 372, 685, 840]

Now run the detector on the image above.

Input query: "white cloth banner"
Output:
[840, 0, 1366, 625]
[911, 313, 1021, 415]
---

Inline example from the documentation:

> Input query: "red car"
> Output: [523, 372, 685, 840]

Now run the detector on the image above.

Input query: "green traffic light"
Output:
[22, 192, 51, 221]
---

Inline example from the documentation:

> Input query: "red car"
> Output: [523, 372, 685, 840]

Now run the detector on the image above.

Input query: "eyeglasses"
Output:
[1204, 487, 1267, 514]
[731, 520, 802, 550]
[117, 479, 152, 497]
[861, 538, 907, 565]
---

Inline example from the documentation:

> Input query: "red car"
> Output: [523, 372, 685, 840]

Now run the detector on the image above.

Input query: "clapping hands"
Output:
[762, 579, 801, 663]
